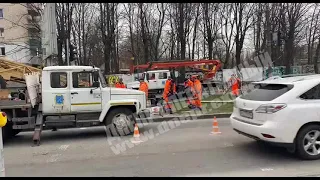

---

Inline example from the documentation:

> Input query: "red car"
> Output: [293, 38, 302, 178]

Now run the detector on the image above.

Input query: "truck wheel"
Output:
[104, 107, 135, 137]
[296, 124, 320, 160]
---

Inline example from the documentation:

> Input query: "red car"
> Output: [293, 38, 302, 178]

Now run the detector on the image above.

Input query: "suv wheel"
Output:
[296, 124, 320, 160]
[104, 107, 135, 136]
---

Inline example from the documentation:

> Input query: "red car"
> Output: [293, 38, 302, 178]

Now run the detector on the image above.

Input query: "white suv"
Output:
[230, 74, 320, 160]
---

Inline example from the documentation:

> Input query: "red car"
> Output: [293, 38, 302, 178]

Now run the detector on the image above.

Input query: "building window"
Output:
[0, 47, 5, 56]
[0, 9, 3, 19]
[0, 28, 4, 37]
[51, 72, 67, 88]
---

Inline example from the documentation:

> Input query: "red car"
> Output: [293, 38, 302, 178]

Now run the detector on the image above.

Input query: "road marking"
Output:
[47, 154, 61, 163]
[223, 142, 234, 147]
[80, 128, 87, 130]
[260, 168, 274, 171]
[59, 145, 69, 151]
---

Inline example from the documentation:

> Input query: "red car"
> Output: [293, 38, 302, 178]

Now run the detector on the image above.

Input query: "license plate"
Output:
[239, 109, 253, 119]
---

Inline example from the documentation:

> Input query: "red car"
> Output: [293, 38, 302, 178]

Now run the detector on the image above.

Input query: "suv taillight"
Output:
[255, 103, 286, 114]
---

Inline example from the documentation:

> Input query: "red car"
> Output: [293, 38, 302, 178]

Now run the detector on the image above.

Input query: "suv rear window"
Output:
[240, 84, 292, 101]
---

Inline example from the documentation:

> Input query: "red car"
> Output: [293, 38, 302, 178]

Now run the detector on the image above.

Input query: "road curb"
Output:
[137, 113, 231, 123]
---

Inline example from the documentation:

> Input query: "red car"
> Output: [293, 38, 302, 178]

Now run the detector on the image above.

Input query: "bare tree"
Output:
[233, 3, 255, 66]
[123, 3, 136, 65]
[138, 3, 150, 64]
[151, 3, 168, 61]
[203, 3, 221, 60]
[279, 3, 309, 74]
[56, 3, 75, 65]
[305, 4, 320, 64]
[99, 3, 110, 74]
[191, 3, 201, 59]
[220, 3, 236, 68]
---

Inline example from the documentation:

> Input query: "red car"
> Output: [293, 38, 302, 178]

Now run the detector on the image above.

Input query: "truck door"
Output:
[158, 72, 168, 89]
[70, 71, 102, 112]
[146, 72, 158, 89]
[44, 71, 71, 114]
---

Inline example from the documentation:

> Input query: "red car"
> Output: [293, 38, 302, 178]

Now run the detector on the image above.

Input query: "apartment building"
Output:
[0, 3, 41, 65]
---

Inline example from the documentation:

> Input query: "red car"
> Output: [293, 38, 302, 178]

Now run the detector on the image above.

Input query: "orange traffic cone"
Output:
[131, 124, 143, 143]
[210, 116, 221, 135]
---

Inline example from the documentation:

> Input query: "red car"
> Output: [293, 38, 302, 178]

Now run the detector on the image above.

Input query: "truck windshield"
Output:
[99, 70, 107, 88]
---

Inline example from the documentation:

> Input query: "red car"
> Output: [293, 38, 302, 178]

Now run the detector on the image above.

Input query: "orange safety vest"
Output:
[163, 80, 176, 98]
[193, 79, 202, 100]
[229, 77, 240, 95]
[139, 82, 149, 98]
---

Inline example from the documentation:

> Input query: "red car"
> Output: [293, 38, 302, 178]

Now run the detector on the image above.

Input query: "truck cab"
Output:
[127, 70, 171, 90]
[127, 70, 176, 105]
[40, 66, 150, 136]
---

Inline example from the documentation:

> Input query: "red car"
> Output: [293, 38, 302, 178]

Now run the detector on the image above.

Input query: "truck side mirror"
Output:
[92, 81, 100, 88]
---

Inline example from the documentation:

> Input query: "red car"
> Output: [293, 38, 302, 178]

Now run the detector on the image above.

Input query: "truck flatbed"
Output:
[0, 100, 31, 109]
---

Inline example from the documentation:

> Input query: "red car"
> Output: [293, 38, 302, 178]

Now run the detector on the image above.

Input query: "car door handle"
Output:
[71, 92, 78, 95]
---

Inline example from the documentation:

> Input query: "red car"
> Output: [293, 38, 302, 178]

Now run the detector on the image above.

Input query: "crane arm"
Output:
[130, 59, 222, 80]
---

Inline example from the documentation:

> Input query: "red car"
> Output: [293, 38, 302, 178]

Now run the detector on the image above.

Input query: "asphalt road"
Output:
[3, 118, 320, 177]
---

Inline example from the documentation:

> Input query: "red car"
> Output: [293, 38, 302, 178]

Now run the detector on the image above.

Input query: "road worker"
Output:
[228, 74, 241, 97]
[139, 78, 149, 100]
[115, 78, 126, 88]
[191, 75, 202, 110]
[163, 77, 177, 114]
[184, 77, 194, 108]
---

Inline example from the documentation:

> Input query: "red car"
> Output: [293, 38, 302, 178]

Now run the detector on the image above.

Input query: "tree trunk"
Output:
[314, 40, 320, 74]
[178, 3, 185, 60]
[81, 4, 87, 65]
[139, 3, 149, 64]
[191, 4, 200, 59]
[285, 28, 295, 75]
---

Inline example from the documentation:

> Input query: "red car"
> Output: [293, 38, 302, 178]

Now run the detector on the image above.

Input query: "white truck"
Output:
[0, 66, 150, 145]
[126, 70, 177, 105]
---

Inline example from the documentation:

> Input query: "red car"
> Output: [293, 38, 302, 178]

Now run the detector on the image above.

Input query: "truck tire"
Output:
[104, 107, 135, 137]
